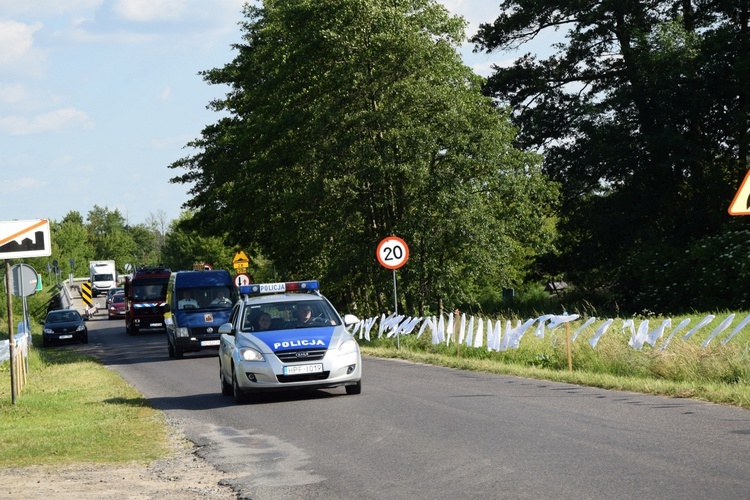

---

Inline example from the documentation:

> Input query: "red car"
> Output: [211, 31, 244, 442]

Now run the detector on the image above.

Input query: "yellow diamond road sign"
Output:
[233, 250, 249, 270]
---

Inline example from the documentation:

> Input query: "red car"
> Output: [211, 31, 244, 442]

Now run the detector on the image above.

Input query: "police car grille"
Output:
[277, 371, 330, 383]
[276, 349, 326, 363]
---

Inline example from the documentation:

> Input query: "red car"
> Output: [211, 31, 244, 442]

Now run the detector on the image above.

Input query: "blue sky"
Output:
[0, 1, 551, 227]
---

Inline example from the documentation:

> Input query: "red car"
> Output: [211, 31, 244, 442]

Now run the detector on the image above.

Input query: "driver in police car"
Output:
[295, 304, 314, 326]
[295, 303, 334, 326]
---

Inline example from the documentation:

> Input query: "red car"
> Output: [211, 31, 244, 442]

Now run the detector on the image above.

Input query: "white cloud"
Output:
[51, 154, 74, 167]
[0, 0, 103, 15]
[159, 86, 173, 101]
[0, 20, 43, 66]
[0, 84, 61, 111]
[151, 133, 193, 150]
[0, 83, 30, 106]
[68, 26, 156, 43]
[0, 176, 48, 194]
[439, 0, 501, 36]
[112, 0, 248, 23]
[0, 108, 94, 135]
[113, 0, 189, 22]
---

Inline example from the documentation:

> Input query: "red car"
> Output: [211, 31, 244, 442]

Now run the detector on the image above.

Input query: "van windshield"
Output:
[177, 286, 235, 310]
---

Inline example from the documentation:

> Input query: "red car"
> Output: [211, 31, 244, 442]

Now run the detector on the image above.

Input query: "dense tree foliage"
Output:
[474, 0, 750, 312]
[169, 0, 558, 315]
[160, 212, 234, 272]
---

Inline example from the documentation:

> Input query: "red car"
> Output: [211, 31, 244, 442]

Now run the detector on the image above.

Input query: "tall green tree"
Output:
[160, 212, 234, 272]
[86, 205, 136, 267]
[170, 0, 558, 315]
[474, 1, 750, 310]
[50, 211, 90, 278]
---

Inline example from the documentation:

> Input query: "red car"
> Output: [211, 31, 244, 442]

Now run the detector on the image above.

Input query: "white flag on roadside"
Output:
[702, 314, 734, 348]
[682, 315, 715, 340]
[646, 318, 671, 347]
[660, 318, 691, 351]
[721, 313, 750, 345]
[571, 317, 597, 342]
[589, 319, 614, 348]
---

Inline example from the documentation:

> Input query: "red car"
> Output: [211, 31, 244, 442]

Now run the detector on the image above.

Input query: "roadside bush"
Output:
[617, 221, 750, 314]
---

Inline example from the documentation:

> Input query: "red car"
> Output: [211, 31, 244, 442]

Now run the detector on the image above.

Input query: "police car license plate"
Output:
[59, 335, 73, 339]
[284, 364, 323, 375]
[201, 340, 220, 346]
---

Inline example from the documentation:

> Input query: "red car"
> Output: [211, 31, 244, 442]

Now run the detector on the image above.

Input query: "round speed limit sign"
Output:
[377, 236, 409, 270]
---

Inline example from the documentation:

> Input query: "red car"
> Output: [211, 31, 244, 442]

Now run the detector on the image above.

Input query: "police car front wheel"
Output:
[220, 367, 232, 396]
[232, 369, 249, 404]
[345, 380, 362, 395]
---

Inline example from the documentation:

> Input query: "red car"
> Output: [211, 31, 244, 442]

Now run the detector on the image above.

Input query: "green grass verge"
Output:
[0, 339, 171, 467]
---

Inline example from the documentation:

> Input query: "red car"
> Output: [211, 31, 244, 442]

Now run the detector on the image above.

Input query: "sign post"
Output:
[5, 261, 16, 404]
[376, 236, 409, 349]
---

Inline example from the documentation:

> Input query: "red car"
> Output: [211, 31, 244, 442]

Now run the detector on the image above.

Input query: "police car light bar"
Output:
[239, 280, 319, 295]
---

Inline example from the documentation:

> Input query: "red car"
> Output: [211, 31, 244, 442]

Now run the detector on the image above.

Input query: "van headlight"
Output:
[176, 327, 189, 337]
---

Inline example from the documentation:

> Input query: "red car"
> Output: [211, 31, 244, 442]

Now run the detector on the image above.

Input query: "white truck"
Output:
[89, 260, 117, 297]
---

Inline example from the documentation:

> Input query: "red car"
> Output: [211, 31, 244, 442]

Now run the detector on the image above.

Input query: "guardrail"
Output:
[0, 322, 31, 364]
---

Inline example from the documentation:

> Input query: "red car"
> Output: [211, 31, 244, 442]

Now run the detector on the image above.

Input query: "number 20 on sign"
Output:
[377, 236, 409, 270]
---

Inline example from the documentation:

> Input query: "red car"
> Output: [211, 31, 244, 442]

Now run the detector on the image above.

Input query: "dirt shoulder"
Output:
[0, 424, 237, 499]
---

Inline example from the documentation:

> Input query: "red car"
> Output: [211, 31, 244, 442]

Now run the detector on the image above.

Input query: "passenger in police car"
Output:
[256, 312, 272, 331]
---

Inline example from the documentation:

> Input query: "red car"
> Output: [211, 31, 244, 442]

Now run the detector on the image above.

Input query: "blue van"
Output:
[164, 270, 237, 359]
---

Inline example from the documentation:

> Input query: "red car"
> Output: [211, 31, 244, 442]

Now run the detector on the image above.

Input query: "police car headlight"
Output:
[239, 347, 264, 362]
[176, 327, 189, 337]
[338, 339, 358, 355]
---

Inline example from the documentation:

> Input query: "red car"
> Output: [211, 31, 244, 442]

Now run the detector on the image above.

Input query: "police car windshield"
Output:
[241, 299, 340, 332]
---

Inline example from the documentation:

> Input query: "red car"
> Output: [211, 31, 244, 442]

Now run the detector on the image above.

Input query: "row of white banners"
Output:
[349, 312, 749, 351]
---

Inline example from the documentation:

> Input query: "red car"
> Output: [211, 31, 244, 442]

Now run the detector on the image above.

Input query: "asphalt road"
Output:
[79, 303, 750, 500]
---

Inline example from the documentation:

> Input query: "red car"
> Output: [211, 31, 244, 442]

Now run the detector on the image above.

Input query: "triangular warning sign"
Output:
[728, 170, 750, 215]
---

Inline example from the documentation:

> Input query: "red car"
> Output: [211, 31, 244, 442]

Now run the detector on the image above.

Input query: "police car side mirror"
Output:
[343, 314, 359, 327]
[218, 323, 235, 336]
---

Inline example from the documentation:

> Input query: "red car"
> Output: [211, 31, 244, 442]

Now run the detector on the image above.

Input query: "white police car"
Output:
[218, 280, 362, 403]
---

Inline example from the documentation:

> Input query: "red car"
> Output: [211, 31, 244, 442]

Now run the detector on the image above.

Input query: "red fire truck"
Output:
[124, 265, 171, 335]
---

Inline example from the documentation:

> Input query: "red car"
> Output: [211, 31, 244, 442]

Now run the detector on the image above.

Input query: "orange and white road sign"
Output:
[729, 170, 750, 215]
[0, 219, 51, 259]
